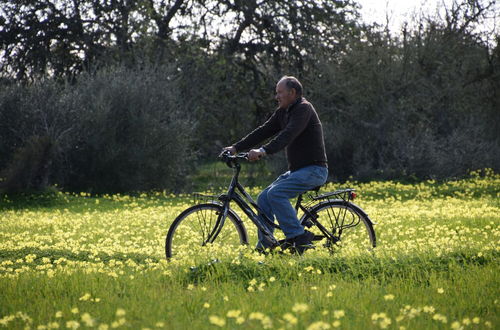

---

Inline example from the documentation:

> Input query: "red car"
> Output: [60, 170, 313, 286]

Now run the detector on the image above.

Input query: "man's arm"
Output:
[232, 110, 281, 152]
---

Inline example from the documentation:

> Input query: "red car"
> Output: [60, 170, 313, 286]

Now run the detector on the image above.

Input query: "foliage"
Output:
[306, 17, 500, 180]
[0, 0, 499, 192]
[0, 0, 360, 81]
[0, 64, 195, 193]
[61, 64, 195, 192]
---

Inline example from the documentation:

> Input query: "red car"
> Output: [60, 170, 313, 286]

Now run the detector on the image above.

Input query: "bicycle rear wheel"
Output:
[165, 203, 248, 259]
[301, 200, 376, 251]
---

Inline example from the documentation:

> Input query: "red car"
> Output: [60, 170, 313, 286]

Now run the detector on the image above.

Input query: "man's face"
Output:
[275, 81, 297, 109]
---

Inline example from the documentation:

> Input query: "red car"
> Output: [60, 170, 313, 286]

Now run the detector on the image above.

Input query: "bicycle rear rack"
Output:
[311, 188, 356, 201]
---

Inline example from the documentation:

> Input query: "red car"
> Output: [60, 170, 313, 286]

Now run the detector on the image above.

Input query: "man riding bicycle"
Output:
[224, 76, 328, 254]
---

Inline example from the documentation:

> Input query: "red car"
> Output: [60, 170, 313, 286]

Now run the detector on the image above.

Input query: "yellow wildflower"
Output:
[282, 313, 297, 325]
[81, 313, 95, 327]
[333, 310, 345, 319]
[226, 310, 241, 318]
[292, 303, 309, 313]
[306, 321, 330, 330]
[209, 315, 226, 327]
[249, 312, 265, 320]
[304, 266, 314, 272]
[79, 293, 91, 301]
[115, 308, 126, 317]
[432, 313, 447, 323]
[66, 320, 80, 329]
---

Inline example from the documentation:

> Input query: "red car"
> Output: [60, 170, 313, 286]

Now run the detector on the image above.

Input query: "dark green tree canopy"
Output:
[0, 0, 360, 81]
[0, 0, 498, 192]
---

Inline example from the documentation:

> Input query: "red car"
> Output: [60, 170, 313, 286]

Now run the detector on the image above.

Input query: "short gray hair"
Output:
[279, 76, 303, 97]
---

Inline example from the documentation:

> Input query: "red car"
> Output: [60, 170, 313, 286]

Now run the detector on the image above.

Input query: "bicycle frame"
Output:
[207, 160, 280, 247]
[206, 153, 343, 247]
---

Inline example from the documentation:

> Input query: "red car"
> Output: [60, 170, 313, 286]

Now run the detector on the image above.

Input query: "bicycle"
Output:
[165, 151, 376, 259]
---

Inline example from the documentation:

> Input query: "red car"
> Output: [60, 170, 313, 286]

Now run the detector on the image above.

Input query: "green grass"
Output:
[1, 263, 497, 329]
[0, 170, 499, 329]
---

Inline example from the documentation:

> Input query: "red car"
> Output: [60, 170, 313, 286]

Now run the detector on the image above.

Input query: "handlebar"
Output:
[219, 150, 249, 168]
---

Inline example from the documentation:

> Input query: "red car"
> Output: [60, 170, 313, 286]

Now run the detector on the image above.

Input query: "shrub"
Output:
[0, 64, 196, 193]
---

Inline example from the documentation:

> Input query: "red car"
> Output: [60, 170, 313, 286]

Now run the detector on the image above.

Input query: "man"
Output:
[224, 76, 328, 254]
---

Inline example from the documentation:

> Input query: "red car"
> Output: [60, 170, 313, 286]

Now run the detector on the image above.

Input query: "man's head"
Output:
[275, 76, 303, 109]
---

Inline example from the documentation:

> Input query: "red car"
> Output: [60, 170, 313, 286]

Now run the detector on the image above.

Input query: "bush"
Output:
[304, 25, 500, 181]
[62, 64, 196, 192]
[0, 79, 73, 192]
[0, 64, 196, 193]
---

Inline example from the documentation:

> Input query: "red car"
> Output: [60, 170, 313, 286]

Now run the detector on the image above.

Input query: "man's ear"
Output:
[290, 88, 297, 97]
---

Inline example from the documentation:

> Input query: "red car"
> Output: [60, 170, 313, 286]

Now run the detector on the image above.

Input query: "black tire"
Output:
[301, 200, 376, 250]
[165, 203, 248, 259]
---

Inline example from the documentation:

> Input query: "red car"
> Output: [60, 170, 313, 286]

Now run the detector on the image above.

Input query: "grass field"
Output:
[0, 169, 499, 329]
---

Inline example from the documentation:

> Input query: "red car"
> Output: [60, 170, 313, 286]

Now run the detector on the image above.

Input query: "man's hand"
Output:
[223, 146, 237, 155]
[248, 148, 265, 161]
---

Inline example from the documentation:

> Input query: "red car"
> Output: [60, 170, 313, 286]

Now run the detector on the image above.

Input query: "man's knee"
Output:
[267, 185, 287, 200]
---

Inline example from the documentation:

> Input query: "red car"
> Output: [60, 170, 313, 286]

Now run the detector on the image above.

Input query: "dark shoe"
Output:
[291, 230, 315, 255]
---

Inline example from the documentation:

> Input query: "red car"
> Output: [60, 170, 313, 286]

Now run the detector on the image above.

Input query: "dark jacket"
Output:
[234, 97, 328, 171]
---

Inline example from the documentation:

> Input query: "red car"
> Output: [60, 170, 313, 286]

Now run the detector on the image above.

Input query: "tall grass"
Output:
[0, 171, 498, 329]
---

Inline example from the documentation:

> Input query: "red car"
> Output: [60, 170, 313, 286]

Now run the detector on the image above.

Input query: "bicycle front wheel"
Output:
[301, 200, 376, 251]
[165, 203, 248, 260]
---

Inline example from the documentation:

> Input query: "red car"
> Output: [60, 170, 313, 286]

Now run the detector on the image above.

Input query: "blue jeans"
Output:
[256, 165, 328, 249]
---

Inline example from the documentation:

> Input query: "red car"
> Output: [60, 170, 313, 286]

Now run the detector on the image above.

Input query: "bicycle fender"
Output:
[347, 202, 377, 225]
[223, 206, 250, 244]
[227, 207, 248, 231]
[209, 202, 249, 243]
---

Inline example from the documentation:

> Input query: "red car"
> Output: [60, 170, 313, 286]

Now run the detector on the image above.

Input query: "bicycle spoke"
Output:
[166, 204, 247, 259]
[303, 201, 376, 251]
